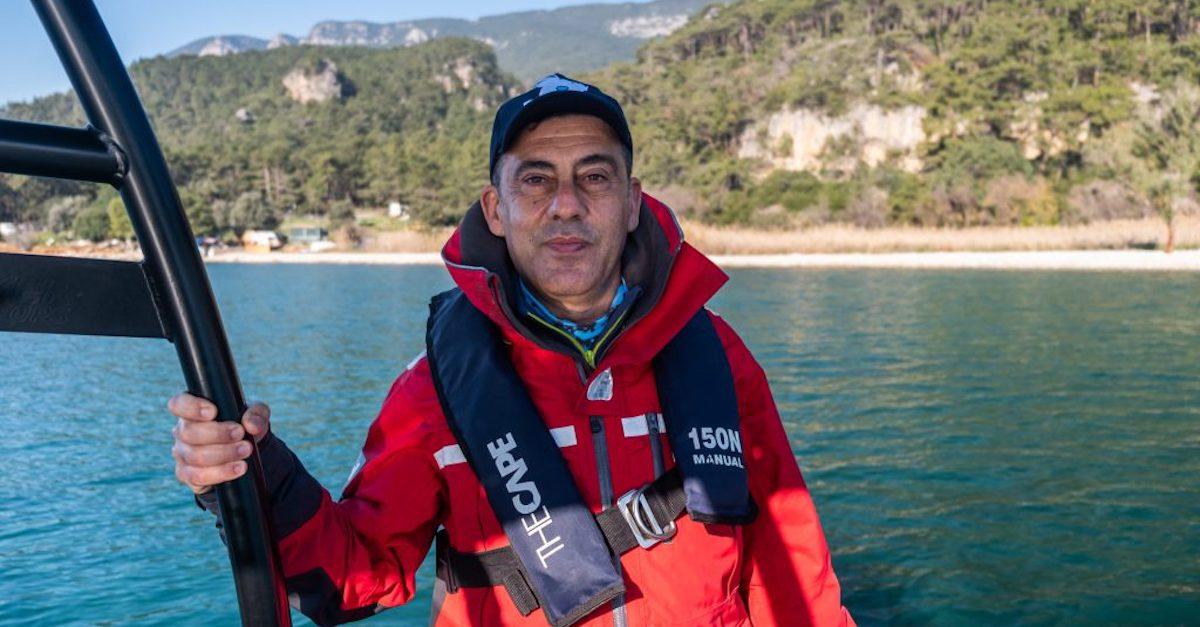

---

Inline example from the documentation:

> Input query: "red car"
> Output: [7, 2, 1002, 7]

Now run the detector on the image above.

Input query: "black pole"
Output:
[27, 1, 291, 624]
[0, 118, 124, 184]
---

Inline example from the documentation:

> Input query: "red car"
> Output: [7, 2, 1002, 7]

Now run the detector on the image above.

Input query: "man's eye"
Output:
[523, 176, 548, 185]
[584, 173, 609, 183]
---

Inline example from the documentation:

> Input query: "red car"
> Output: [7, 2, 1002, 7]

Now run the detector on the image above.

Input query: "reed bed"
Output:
[682, 216, 1200, 255]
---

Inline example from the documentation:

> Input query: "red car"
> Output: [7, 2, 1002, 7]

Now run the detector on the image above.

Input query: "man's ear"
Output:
[480, 184, 506, 237]
[626, 176, 642, 233]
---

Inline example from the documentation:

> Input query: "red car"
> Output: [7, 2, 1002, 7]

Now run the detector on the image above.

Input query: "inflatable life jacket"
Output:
[425, 288, 757, 627]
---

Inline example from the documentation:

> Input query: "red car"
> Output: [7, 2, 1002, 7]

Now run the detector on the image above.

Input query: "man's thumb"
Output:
[242, 403, 270, 443]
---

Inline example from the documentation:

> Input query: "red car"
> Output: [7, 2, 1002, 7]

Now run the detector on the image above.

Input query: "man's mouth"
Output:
[545, 237, 589, 253]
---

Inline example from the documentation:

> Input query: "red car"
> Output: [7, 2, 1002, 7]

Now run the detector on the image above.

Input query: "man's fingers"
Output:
[167, 392, 217, 421]
[175, 418, 244, 446]
[173, 440, 253, 468]
[168, 395, 263, 494]
[175, 460, 247, 492]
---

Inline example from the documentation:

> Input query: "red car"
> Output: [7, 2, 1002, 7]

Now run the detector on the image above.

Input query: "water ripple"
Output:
[1, 266, 1197, 624]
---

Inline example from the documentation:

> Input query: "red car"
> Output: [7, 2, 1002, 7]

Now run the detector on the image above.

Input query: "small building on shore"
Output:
[241, 230, 283, 253]
[286, 226, 328, 244]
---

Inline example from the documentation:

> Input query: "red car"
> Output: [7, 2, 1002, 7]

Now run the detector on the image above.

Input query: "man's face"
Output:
[481, 114, 641, 317]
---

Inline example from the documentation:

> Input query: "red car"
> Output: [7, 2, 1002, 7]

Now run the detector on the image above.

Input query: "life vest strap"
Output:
[435, 468, 693, 614]
[597, 468, 688, 555]
[435, 537, 540, 615]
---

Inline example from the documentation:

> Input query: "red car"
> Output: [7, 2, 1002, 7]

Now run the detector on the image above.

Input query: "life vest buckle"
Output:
[616, 485, 677, 549]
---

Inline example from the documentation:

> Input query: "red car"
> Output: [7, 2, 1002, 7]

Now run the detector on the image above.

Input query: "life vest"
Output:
[425, 287, 756, 627]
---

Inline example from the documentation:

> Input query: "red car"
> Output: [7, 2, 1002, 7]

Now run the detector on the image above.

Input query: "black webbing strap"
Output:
[435, 536, 540, 615]
[595, 468, 686, 555]
[435, 468, 687, 616]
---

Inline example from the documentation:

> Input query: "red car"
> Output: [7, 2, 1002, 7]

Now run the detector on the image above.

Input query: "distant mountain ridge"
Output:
[166, 0, 711, 83]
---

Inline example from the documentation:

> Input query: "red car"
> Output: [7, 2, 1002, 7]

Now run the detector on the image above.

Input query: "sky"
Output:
[0, 0, 640, 106]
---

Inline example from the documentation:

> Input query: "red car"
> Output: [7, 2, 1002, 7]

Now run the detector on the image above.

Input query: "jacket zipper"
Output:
[577, 362, 628, 627]
[590, 415, 626, 627]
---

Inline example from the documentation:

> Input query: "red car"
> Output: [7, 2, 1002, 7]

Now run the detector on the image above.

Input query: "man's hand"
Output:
[168, 393, 270, 495]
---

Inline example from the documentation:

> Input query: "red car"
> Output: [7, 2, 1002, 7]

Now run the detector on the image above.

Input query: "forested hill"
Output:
[0, 39, 516, 231]
[593, 0, 1200, 227]
[3, 0, 1200, 241]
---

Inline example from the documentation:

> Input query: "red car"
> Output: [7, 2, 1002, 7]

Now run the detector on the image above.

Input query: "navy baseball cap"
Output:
[489, 73, 633, 177]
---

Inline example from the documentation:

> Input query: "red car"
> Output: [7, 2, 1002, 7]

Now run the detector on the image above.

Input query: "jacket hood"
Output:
[440, 192, 728, 368]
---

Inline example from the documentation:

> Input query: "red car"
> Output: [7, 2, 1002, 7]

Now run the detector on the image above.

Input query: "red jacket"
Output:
[262, 193, 854, 626]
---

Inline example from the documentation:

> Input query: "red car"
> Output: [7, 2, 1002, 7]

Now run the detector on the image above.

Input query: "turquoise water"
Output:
[1, 265, 1197, 626]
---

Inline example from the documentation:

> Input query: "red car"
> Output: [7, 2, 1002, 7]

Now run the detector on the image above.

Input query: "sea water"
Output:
[1, 265, 1197, 625]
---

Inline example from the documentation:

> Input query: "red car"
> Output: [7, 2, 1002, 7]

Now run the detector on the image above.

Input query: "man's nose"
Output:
[547, 178, 585, 220]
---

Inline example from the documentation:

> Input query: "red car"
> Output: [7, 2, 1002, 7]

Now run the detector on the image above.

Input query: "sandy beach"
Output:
[193, 215, 1200, 270]
[202, 249, 1200, 271]
[10, 216, 1200, 271]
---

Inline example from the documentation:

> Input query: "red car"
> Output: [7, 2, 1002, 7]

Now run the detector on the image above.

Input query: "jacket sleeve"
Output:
[709, 312, 855, 627]
[196, 361, 447, 626]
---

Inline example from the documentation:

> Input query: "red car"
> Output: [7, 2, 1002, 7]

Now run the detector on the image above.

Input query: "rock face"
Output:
[738, 104, 927, 175]
[304, 21, 432, 46]
[282, 59, 346, 104]
[169, 35, 269, 57]
[1006, 91, 1098, 161]
[609, 14, 690, 38]
[433, 58, 490, 110]
[198, 37, 240, 57]
[266, 34, 296, 50]
[435, 58, 477, 92]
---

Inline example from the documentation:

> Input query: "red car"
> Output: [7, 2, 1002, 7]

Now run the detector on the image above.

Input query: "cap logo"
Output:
[533, 74, 589, 98]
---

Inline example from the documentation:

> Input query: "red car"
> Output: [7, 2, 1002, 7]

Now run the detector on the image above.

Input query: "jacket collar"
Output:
[440, 192, 728, 368]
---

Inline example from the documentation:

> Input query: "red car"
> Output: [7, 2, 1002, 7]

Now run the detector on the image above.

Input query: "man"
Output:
[169, 74, 854, 626]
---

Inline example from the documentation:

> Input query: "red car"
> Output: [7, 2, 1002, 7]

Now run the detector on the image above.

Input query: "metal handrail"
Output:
[0, 1, 290, 624]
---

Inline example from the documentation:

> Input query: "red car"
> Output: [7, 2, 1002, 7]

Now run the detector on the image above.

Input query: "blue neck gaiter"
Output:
[519, 278, 629, 350]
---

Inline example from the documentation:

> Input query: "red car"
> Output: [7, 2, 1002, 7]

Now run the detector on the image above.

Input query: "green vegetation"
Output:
[3, 0, 1200, 247]
[71, 202, 110, 242]
[592, 0, 1200, 233]
[1131, 80, 1200, 252]
[0, 38, 513, 240]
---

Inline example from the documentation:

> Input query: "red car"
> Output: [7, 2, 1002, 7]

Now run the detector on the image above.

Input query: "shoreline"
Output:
[8, 216, 1199, 271]
[202, 249, 1200, 272]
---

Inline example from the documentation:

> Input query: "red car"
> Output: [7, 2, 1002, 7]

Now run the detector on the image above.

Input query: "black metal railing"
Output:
[0, 1, 289, 624]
